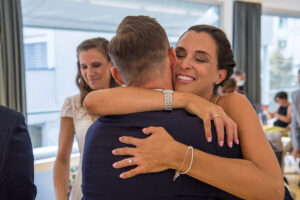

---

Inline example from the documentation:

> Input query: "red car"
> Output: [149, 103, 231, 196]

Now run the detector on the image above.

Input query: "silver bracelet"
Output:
[173, 146, 194, 181]
[162, 89, 174, 111]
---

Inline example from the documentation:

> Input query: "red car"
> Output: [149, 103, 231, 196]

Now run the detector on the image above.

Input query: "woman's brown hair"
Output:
[178, 25, 236, 94]
[76, 37, 119, 105]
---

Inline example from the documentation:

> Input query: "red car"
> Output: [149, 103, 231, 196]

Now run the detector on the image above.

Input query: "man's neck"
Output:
[128, 70, 173, 90]
[138, 80, 173, 90]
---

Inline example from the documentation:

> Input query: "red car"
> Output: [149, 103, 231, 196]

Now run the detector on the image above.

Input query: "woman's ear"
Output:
[216, 69, 227, 83]
[111, 67, 125, 85]
[168, 47, 177, 69]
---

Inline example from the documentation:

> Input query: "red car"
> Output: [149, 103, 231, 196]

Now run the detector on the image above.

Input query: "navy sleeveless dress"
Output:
[274, 106, 289, 127]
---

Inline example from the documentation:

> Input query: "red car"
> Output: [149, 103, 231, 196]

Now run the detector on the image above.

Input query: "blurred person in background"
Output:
[269, 91, 292, 128]
[220, 78, 237, 94]
[233, 70, 246, 94]
[53, 37, 118, 200]
[265, 91, 292, 168]
[291, 69, 300, 160]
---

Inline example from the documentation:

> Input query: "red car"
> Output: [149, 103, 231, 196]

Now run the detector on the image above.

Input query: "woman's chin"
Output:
[174, 84, 193, 93]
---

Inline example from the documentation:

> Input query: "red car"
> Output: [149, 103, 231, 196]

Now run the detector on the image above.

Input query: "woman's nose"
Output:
[86, 66, 94, 76]
[179, 57, 192, 70]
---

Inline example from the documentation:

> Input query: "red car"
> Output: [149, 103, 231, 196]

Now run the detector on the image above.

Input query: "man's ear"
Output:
[168, 46, 177, 69]
[111, 67, 125, 85]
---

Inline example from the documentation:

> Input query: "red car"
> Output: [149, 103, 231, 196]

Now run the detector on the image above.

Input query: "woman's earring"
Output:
[215, 81, 219, 85]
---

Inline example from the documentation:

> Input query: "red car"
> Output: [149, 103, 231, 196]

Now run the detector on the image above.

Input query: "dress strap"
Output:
[213, 95, 222, 105]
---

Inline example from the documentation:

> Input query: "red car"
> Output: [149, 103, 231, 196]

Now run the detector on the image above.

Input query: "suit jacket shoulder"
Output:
[0, 105, 37, 200]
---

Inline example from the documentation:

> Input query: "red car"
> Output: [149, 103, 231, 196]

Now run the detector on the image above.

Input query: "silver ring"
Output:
[128, 159, 133, 164]
[213, 114, 221, 119]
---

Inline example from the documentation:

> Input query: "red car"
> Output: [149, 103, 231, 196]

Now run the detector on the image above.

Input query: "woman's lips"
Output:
[176, 74, 195, 83]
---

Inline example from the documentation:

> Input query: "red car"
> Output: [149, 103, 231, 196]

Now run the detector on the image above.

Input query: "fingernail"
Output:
[119, 137, 123, 141]
[113, 163, 117, 168]
[219, 140, 224, 147]
[142, 128, 147, 132]
[120, 174, 124, 178]
[236, 139, 239, 144]
[112, 150, 116, 154]
[207, 137, 212, 142]
[229, 142, 233, 148]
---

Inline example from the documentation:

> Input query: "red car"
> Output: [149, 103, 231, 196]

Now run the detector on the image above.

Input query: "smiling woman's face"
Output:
[172, 31, 223, 99]
[79, 48, 112, 91]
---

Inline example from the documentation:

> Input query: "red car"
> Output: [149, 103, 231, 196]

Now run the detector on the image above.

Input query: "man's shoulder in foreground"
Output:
[0, 105, 37, 200]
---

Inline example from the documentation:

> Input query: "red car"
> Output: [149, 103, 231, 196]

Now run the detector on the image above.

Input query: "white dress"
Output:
[61, 94, 93, 200]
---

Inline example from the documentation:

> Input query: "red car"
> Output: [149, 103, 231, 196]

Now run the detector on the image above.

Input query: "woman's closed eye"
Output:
[176, 53, 185, 59]
[80, 64, 87, 69]
[92, 62, 102, 68]
[195, 56, 208, 63]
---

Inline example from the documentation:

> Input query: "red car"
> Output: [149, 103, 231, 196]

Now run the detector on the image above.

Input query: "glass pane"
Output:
[261, 15, 300, 110]
[22, 0, 220, 150]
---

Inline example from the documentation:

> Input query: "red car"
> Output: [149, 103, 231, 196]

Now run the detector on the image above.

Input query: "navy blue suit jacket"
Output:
[82, 110, 242, 200]
[0, 105, 36, 200]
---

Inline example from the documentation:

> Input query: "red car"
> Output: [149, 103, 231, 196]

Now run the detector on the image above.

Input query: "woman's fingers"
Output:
[233, 122, 239, 144]
[112, 147, 136, 156]
[224, 118, 234, 148]
[119, 136, 142, 146]
[213, 116, 225, 147]
[142, 126, 164, 135]
[119, 166, 143, 179]
[112, 157, 136, 169]
[203, 116, 212, 143]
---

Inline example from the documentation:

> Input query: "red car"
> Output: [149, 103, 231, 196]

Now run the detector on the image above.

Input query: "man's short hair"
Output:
[275, 91, 288, 100]
[108, 15, 170, 86]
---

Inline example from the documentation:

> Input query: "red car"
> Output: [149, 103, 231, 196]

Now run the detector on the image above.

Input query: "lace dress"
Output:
[61, 94, 93, 200]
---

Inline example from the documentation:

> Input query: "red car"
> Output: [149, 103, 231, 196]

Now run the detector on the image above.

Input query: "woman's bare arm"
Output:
[53, 117, 75, 200]
[84, 87, 238, 146]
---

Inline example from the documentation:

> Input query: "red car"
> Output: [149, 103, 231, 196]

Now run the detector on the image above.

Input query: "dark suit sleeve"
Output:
[0, 113, 37, 200]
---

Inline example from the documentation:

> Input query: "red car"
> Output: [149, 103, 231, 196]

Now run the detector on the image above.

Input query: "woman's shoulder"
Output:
[64, 94, 81, 101]
[63, 94, 81, 106]
[219, 93, 247, 103]
[218, 93, 251, 110]
[61, 94, 82, 117]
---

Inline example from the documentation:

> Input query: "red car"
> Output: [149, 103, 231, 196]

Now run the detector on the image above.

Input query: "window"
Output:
[261, 15, 300, 109]
[24, 42, 48, 69]
[22, 0, 220, 152]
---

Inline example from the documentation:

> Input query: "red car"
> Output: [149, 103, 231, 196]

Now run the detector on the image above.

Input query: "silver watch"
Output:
[162, 89, 174, 111]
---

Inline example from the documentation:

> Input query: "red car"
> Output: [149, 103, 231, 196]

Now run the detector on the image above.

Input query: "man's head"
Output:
[108, 15, 175, 87]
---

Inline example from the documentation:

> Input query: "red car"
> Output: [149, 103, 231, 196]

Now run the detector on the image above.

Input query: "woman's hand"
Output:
[112, 126, 182, 179]
[182, 93, 239, 147]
